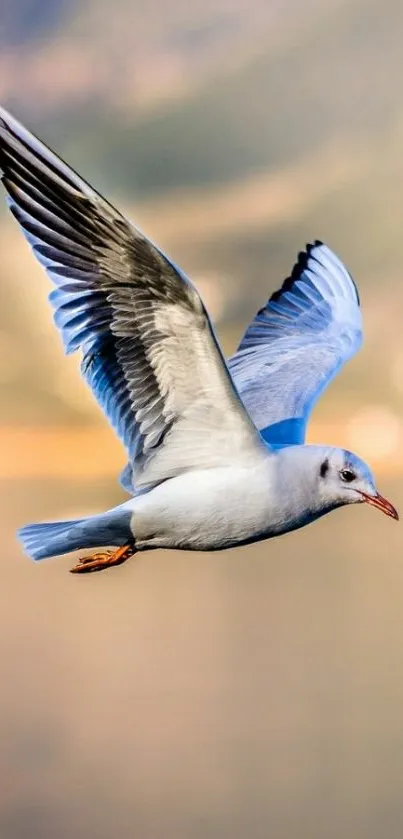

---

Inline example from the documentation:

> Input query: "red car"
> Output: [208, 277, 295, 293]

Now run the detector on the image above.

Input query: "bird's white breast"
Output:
[130, 458, 279, 551]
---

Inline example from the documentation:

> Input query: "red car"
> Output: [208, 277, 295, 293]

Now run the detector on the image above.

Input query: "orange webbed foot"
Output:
[70, 544, 135, 574]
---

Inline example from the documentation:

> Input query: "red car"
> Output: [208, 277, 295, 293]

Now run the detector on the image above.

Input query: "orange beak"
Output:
[360, 491, 399, 520]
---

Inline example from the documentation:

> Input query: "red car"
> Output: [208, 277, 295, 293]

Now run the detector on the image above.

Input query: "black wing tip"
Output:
[269, 241, 321, 303]
[0, 105, 34, 142]
[269, 239, 360, 308]
[0, 105, 10, 131]
[0, 107, 28, 182]
[0, 106, 22, 150]
[294, 240, 325, 274]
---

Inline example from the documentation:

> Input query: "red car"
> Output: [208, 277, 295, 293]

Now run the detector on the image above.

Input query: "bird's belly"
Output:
[131, 466, 275, 552]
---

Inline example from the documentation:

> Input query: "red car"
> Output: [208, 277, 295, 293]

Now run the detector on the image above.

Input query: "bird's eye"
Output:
[340, 468, 356, 483]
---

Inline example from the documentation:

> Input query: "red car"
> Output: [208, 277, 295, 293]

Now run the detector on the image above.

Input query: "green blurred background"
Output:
[1, 1, 403, 837]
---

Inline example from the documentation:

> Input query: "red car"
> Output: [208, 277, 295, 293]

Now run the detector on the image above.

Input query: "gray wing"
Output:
[0, 107, 264, 491]
[228, 242, 362, 446]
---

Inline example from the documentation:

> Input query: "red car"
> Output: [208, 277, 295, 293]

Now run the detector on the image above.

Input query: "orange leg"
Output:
[70, 544, 135, 574]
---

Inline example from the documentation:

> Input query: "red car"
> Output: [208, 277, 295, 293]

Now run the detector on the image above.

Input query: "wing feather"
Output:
[228, 242, 362, 446]
[0, 107, 264, 491]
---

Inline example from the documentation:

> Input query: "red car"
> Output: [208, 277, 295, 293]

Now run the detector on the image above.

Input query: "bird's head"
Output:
[315, 447, 398, 520]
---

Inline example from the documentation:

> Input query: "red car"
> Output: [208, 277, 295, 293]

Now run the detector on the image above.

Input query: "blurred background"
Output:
[1, 1, 403, 837]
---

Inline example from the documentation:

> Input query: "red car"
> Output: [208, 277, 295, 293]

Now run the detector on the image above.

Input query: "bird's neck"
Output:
[271, 445, 332, 533]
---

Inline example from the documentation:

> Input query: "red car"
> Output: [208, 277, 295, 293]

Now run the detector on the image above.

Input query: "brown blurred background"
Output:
[1, 1, 403, 837]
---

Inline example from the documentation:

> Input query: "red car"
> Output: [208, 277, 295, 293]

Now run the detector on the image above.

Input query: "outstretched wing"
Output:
[0, 107, 264, 491]
[228, 242, 362, 446]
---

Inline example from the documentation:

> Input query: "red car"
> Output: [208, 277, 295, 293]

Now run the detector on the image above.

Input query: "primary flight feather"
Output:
[0, 107, 397, 573]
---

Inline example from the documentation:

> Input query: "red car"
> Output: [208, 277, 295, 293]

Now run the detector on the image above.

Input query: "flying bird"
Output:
[0, 107, 398, 573]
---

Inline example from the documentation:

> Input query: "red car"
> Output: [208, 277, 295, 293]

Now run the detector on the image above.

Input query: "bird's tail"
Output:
[18, 518, 96, 561]
[18, 503, 134, 562]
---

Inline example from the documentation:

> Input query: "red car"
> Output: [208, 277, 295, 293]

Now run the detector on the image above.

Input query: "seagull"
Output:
[0, 107, 398, 574]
